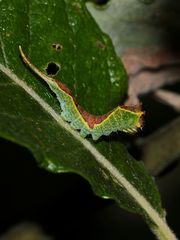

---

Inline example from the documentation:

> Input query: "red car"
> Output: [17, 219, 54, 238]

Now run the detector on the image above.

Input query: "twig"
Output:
[136, 117, 180, 176]
[154, 90, 180, 112]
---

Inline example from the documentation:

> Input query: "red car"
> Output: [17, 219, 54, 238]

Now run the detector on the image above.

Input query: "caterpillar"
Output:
[19, 46, 143, 140]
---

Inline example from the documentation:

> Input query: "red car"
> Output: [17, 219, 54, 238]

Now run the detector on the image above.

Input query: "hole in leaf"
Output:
[46, 62, 60, 76]
[94, 0, 109, 5]
[52, 43, 63, 51]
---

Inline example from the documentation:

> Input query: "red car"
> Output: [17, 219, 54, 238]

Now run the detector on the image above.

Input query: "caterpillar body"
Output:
[19, 46, 143, 140]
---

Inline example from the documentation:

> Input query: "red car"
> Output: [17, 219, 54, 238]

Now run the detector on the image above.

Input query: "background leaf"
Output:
[87, 0, 180, 56]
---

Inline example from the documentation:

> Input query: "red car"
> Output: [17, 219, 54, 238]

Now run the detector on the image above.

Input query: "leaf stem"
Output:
[137, 117, 180, 176]
[152, 224, 177, 240]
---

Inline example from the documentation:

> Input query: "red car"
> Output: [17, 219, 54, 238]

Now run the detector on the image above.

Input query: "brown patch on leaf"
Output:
[96, 40, 106, 50]
[77, 106, 111, 128]
[121, 104, 142, 112]
[55, 80, 72, 96]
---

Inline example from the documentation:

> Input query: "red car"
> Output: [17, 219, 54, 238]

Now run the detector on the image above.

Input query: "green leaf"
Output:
[0, 1, 176, 239]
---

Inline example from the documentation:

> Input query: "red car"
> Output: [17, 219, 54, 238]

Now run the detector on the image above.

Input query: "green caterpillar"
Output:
[19, 46, 143, 140]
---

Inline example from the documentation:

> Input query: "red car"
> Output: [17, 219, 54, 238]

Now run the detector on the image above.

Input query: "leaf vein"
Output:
[0, 35, 9, 67]
[0, 111, 53, 125]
